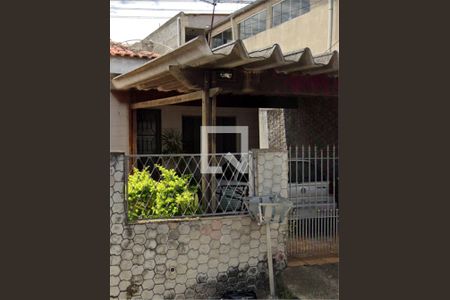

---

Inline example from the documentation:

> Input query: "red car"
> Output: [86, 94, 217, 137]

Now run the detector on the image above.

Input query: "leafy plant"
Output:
[127, 165, 198, 221]
[161, 128, 183, 154]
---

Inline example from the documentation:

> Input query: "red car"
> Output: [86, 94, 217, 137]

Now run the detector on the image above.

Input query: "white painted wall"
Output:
[159, 105, 260, 150]
[110, 91, 129, 154]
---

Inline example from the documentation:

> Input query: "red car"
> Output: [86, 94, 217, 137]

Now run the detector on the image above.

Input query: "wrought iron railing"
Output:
[124, 153, 254, 222]
[287, 145, 339, 257]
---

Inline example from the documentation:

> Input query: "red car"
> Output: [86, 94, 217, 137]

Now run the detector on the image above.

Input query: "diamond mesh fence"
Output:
[124, 153, 254, 222]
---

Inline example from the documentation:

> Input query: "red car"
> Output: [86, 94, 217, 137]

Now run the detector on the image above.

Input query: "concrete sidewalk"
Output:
[280, 258, 339, 299]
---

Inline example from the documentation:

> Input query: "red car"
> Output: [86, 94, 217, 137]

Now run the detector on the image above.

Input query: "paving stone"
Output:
[119, 271, 132, 281]
[250, 239, 260, 249]
[134, 234, 146, 245]
[156, 234, 168, 244]
[208, 258, 219, 268]
[142, 269, 155, 280]
[154, 274, 166, 284]
[111, 224, 124, 235]
[210, 230, 222, 240]
[110, 255, 121, 266]
[143, 249, 156, 260]
[112, 203, 125, 214]
[219, 244, 231, 254]
[110, 266, 120, 276]
[132, 244, 145, 255]
[156, 244, 168, 254]
[110, 286, 120, 297]
[174, 294, 185, 300]
[131, 265, 144, 275]
[167, 249, 178, 259]
[248, 257, 259, 267]
[110, 234, 123, 245]
[239, 253, 250, 263]
[110, 276, 120, 287]
[186, 269, 197, 279]
[153, 284, 165, 295]
[155, 264, 166, 275]
[132, 254, 145, 265]
[231, 221, 242, 230]
[143, 259, 156, 270]
[175, 273, 187, 284]
[167, 239, 179, 250]
[219, 254, 229, 263]
[188, 240, 200, 250]
[199, 244, 210, 254]
[185, 288, 195, 299]
[145, 239, 157, 250]
[120, 239, 133, 250]
[178, 235, 190, 244]
[141, 290, 154, 299]
[187, 259, 198, 270]
[145, 229, 157, 239]
[220, 235, 231, 244]
[177, 255, 188, 265]
[175, 283, 186, 294]
[157, 224, 169, 234]
[178, 223, 190, 235]
[187, 250, 199, 259]
[164, 289, 176, 299]
[218, 263, 228, 272]
[118, 280, 130, 292]
[199, 235, 211, 245]
[198, 254, 208, 264]
[165, 280, 176, 289]
[229, 257, 239, 267]
[198, 263, 208, 273]
[209, 240, 220, 249]
[176, 264, 188, 275]
[207, 268, 219, 279]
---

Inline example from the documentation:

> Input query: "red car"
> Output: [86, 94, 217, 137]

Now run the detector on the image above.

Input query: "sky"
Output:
[110, 0, 255, 43]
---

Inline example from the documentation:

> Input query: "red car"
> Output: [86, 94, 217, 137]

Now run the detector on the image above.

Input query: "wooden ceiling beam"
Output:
[131, 87, 221, 109]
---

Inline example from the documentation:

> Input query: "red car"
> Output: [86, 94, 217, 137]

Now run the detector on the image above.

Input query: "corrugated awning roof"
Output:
[112, 36, 338, 93]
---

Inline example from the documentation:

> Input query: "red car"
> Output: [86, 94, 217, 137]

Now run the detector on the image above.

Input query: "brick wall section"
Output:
[266, 109, 287, 150]
[266, 97, 338, 149]
[110, 153, 288, 300]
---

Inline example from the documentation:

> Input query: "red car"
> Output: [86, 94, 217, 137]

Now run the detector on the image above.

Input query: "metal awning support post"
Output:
[246, 195, 293, 299]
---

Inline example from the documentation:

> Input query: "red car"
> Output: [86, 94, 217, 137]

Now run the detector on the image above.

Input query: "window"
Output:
[238, 10, 267, 40]
[273, 0, 310, 27]
[211, 28, 233, 48]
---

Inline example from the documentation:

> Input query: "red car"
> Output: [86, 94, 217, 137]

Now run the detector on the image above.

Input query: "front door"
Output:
[136, 109, 161, 154]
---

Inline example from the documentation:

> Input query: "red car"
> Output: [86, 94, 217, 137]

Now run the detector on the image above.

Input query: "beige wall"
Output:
[212, 0, 339, 54]
[109, 98, 260, 153]
[110, 91, 129, 154]
[159, 105, 260, 150]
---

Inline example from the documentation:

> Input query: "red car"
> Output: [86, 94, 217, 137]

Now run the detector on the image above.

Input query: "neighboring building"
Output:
[110, 41, 159, 154]
[209, 0, 339, 149]
[130, 12, 229, 55]
[210, 0, 339, 53]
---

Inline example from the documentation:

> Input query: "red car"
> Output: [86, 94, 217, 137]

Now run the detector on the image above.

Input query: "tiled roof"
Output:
[110, 40, 159, 59]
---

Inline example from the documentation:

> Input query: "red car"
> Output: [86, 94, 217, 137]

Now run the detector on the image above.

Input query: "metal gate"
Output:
[287, 145, 339, 258]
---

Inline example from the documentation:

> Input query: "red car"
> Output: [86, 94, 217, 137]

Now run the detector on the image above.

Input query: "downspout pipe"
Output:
[328, 0, 334, 52]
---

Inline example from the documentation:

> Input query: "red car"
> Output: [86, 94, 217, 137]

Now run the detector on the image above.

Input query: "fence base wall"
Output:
[111, 153, 288, 299]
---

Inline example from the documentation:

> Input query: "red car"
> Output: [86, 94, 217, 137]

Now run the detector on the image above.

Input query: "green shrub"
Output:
[127, 165, 199, 221]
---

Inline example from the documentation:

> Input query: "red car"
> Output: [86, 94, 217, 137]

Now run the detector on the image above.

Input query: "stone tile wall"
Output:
[110, 152, 288, 299]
